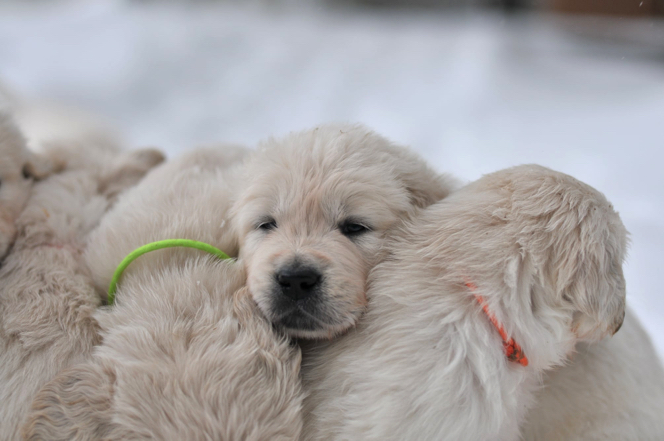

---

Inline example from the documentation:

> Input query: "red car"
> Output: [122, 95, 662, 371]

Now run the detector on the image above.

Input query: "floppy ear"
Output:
[401, 165, 456, 209]
[506, 165, 629, 342]
[383, 144, 457, 209]
[23, 364, 115, 441]
[553, 205, 628, 341]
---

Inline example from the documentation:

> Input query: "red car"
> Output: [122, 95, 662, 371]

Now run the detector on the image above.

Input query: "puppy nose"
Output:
[276, 268, 321, 301]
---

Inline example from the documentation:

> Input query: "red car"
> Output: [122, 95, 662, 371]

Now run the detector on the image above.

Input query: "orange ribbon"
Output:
[465, 280, 529, 367]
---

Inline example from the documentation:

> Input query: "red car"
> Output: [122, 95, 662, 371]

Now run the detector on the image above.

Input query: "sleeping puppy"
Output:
[522, 307, 664, 441]
[0, 113, 51, 260]
[23, 147, 303, 440]
[232, 124, 453, 339]
[301, 164, 628, 441]
[0, 142, 163, 441]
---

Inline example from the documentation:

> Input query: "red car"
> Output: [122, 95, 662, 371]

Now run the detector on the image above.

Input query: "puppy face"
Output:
[0, 114, 49, 260]
[233, 125, 451, 339]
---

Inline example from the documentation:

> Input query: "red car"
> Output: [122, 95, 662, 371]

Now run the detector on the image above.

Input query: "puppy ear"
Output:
[556, 208, 628, 341]
[99, 147, 165, 199]
[507, 166, 629, 342]
[23, 364, 115, 441]
[403, 169, 456, 209]
[389, 146, 456, 208]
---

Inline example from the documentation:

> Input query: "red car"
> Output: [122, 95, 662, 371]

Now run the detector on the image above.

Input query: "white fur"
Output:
[522, 307, 664, 440]
[233, 123, 453, 339]
[24, 147, 304, 440]
[301, 164, 628, 441]
[0, 144, 163, 441]
[85, 145, 248, 294]
[0, 113, 51, 260]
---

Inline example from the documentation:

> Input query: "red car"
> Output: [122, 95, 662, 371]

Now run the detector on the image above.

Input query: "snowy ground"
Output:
[1, 0, 663, 357]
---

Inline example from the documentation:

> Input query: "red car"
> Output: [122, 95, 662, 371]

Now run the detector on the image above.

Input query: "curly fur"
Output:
[301, 164, 628, 441]
[0, 143, 163, 441]
[23, 147, 304, 440]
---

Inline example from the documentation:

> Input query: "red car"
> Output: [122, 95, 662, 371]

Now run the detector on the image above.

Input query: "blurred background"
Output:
[1, 0, 662, 356]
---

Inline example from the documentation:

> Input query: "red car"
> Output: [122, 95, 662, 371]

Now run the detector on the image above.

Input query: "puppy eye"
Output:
[22, 165, 33, 180]
[340, 220, 371, 237]
[257, 218, 277, 231]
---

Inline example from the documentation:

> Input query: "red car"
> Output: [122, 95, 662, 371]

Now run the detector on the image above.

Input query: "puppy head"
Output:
[491, 165, 628, 344]
[0, 113, 51, 259]
[233, 124, 452, 339]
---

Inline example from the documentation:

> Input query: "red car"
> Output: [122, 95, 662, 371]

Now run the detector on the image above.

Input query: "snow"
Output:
[1, 0, 663, 357]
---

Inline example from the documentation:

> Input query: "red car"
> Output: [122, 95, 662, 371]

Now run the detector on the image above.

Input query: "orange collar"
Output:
[465, 280, 528, 367]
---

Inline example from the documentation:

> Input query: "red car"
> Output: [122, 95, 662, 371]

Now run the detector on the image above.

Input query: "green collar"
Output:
[107, 239, 231, 305]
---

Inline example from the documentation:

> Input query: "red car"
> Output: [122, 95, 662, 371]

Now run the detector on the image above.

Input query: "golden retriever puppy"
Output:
[0, 143, 163, 441]
[301, 165, 628, 441]
[522, 307, 664, 440]
[0, 113, 51, 260]
[232, 124, 453, 339]
[23, 148, 303, 441]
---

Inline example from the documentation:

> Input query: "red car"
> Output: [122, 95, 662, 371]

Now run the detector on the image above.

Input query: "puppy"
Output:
[522, 307, 664, 440]
[232, 124, 453, 339]
[0, 140, 163, 441]
[24, 148, 303, 440]
[300, 164, 628, 441]
[0, 113, 51, 260]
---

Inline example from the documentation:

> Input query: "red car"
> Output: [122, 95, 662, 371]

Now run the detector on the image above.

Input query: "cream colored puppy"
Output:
[24, 148, 303, 440]
[0, 113, 51, 260]
[0, 143, 163, 441]
[232, 124, 453, 339]
[522, 307, 664, 440]
[301, 165, 628, 441]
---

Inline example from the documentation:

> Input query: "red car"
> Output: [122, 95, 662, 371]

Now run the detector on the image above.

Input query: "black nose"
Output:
[276, 268, 321, 301]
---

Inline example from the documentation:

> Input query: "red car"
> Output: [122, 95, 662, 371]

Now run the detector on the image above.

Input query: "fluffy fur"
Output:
[84, 145, 248, 293]
[24, 148, 304, 440]
[522, 307, 664, 440]
[0, 144, 164, 441]
[300, 164, 628, 441]
[232, 124, 453, 339]
[0, 113, 51, 260]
